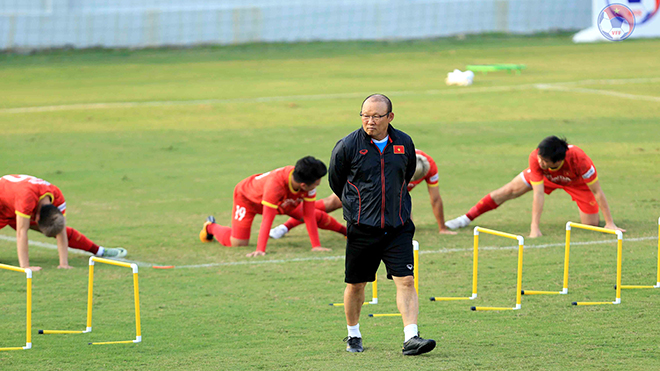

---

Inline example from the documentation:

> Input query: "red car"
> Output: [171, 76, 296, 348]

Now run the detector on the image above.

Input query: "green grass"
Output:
[1, 35, 660, 370]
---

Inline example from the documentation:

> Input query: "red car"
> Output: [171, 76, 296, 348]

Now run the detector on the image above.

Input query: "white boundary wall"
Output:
[573, 0, 660, 42]
[0, 0, 590, 50]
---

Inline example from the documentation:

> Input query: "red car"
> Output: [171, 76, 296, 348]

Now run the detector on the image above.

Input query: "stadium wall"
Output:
[0, 0, 591, 51]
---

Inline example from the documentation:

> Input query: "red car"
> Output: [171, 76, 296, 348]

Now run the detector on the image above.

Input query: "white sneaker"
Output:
[445, 215, 471, 230]
[102, 247, 128, 258]
[269, 225, 289, 239]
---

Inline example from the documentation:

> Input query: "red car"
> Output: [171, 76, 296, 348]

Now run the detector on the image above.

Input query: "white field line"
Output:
[0, 234, 154, 267]
[1, 234, 656, 269]
[173, 236, 657, 269]
[2, 77, 658, 114]
[534, 84, 660, 103]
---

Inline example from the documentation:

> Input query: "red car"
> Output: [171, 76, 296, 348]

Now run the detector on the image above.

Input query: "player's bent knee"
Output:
[230, 238, 250, 247]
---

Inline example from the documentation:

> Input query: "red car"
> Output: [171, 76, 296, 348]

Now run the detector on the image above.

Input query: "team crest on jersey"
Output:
[393, 145, 405, 154]
[359, 149, 368, 155]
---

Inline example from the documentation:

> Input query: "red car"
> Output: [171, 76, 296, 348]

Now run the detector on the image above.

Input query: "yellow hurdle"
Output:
[552, 222, 624, 306]
[467, 227, 524, 312]
[39, 256, 142, 345]
[430, 231, 480, 302]
[0, 264, 32, 351]
[620, 217, 660, 290]
[368, 241, 420, 318]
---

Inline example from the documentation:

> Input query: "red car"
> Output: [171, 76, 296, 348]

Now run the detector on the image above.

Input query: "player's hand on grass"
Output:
[58, 264, 74, 269]
[604, 223, 626, 233]
[438, 228, 457, 235]
[246, 250, 266, 257]
[529, 228, 542, 238]
[25, 266, 42, 271]
[311, 246, 332, 252]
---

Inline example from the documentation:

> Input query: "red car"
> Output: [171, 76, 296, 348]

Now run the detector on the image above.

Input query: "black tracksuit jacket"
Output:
[328, 124, 416, 229]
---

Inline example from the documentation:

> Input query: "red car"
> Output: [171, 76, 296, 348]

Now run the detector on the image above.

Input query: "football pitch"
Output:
[1, 34, 660, 370]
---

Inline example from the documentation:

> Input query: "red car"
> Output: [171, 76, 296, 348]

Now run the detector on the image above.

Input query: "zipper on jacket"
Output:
[372, 138, 391, 229]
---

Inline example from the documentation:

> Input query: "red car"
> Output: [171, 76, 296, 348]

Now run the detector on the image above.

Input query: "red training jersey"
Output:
[236, 166, 317, 214]
[528, 145, 598, 187]
[0, 174, 66, 223]
[408, 149, 440, 191]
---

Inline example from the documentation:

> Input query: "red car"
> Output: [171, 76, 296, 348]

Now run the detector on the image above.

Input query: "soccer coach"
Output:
[329, 94, 436, 356]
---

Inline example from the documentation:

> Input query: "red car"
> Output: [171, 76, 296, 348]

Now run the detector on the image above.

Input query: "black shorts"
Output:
[344, 220, 415, 284]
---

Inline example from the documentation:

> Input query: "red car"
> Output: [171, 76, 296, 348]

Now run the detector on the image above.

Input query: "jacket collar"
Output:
[359, 124, 398, 142]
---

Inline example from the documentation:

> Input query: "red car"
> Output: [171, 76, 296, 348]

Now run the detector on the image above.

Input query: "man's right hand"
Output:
[24, 266, 42, 271]
[246, 250, 266, 257]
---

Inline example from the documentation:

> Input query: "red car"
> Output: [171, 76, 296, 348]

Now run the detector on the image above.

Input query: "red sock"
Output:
[66, 227, 100, 255]
[284, 218, 304, 230]
[466, 194, 499, 221]
[207, 223, 232, 246]
[316, 211, 347, 236]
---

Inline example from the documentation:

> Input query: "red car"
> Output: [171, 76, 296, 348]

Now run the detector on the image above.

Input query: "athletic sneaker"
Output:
[344, 336, 363, 353]
[445, 214, 471, 230]
[269, 224, 289, 239]
[102, 247, 128, 259]
[200, 216, 216, 243]
[402, 335, 436, 356]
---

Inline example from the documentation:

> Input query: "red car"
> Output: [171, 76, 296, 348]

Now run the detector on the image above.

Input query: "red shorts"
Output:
[230, 187, 304, 241]
[520, 169, 599, 214]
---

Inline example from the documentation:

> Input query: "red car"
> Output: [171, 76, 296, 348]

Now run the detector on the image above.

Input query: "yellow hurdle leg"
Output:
[472, 232, 479, 297]
[86, 261, 95, 332]
[562, 225, 571, 293]
[39, 330, 85, 334]
[515, 241, 523, 309]
[133, 271, 142, 342]
[370, 274, 378, 304]
[521, 290, 563, 295]
[89, 340, 138, 345]
[430, 297, 475, 301]
[471, 306, 516, 311]
[572, 302, 615, 306]
[620, 285, 656, 289]
[26, 275, 32, 349]
[413, 242, 419, 294]
[615, 237, 622, 304]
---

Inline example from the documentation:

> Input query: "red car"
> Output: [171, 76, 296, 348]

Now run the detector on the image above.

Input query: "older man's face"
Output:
[360, 99, 393, 141]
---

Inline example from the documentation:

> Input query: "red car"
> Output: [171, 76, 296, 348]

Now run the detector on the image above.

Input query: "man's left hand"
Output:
[438, 228, 457, 235]
[57, 264, 74, 269]
[311, 246, 332, 252]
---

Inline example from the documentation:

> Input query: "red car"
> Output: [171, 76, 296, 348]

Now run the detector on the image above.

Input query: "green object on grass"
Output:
[466, 64, 526, 75]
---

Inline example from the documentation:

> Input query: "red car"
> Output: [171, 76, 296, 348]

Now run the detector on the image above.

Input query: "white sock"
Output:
[96, 246, 105, 257]
[347, 324, 361, 338]
[404, 324, 418, 342]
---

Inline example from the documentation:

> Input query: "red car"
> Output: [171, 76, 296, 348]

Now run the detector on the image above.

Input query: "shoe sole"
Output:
[199, 222, 214, 243]
[402, 341, 436, 356]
